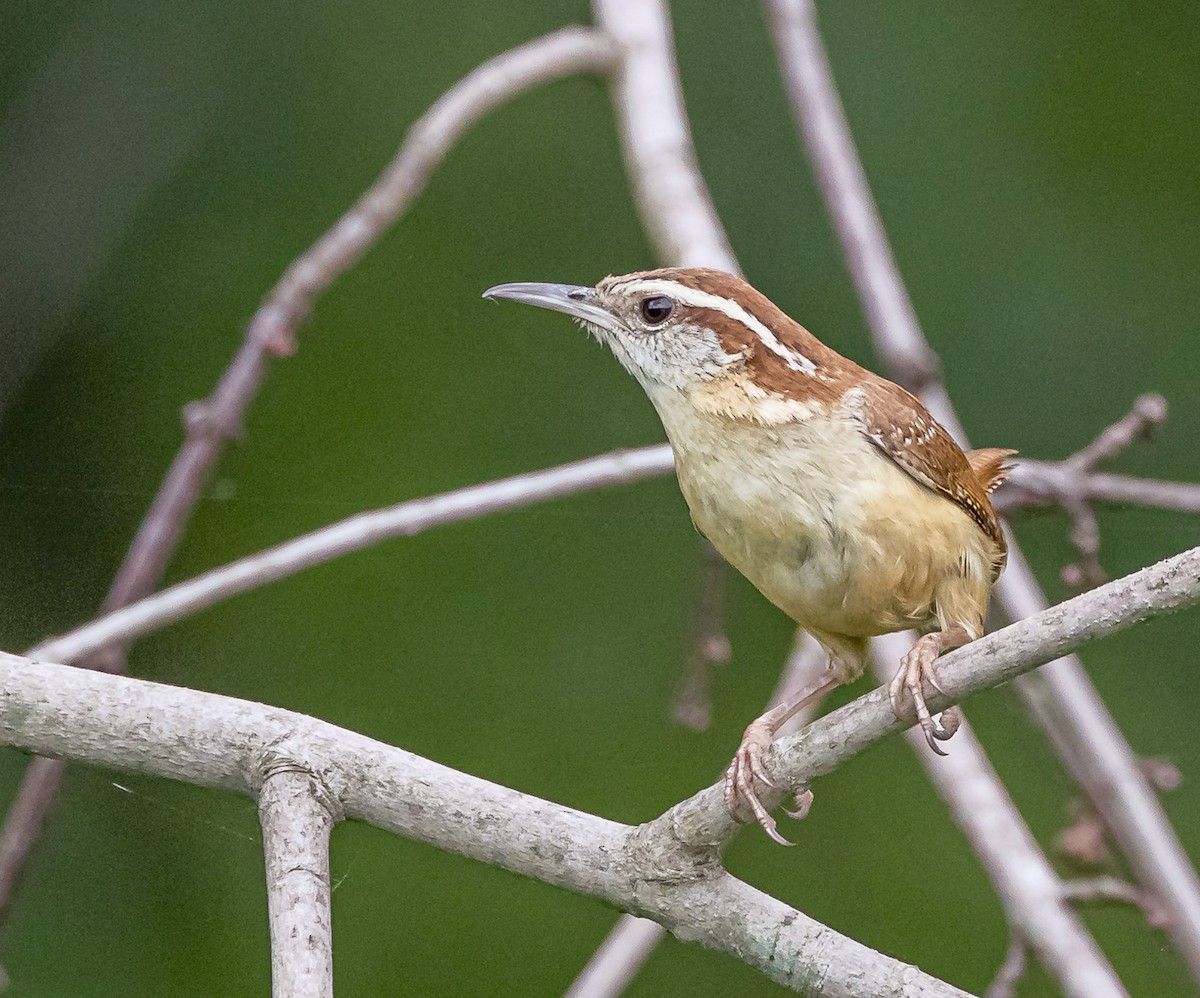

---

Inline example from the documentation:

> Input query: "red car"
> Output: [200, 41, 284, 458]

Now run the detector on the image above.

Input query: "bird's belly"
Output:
[673, 420, 989, 638]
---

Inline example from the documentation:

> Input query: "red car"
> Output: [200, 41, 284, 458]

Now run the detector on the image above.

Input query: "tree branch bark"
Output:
[654, 546, 1199, 853]
[0, 663, 962, 998]
[4, 547, 1195, 995]
[258, 760, 341, 998]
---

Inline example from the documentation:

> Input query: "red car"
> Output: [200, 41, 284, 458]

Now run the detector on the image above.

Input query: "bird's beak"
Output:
[482, 282, 618, 331]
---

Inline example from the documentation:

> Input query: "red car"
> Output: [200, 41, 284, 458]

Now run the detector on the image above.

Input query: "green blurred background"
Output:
[2, 2, 1198, 995]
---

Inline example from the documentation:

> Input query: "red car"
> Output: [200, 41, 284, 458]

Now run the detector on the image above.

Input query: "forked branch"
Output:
[3, 547, 1197, 996]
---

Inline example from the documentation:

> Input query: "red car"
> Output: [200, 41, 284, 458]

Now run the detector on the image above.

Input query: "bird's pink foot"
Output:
[722, 718, 795, 846]
[890, 633, 960, 754]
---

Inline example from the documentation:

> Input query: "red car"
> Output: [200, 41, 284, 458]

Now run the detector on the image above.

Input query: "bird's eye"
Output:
[639, 295, 675, 326]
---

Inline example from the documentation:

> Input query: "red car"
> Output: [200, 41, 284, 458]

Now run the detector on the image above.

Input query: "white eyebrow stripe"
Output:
[617, 279, 817, 374]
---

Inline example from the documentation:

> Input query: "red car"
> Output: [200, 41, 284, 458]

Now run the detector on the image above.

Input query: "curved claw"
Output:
[722, 726, 795, 845]
[892, 635, 959, 755]
[782, 789, 814, 821]
[921, 721, 949, 755]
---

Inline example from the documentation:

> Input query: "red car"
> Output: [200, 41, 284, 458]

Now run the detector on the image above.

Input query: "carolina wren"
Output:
[484, 268, 1013, 844]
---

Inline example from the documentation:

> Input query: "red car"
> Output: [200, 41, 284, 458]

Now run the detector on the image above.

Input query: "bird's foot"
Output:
[723, 718, 812, 845]
[889, 633, 959, 755]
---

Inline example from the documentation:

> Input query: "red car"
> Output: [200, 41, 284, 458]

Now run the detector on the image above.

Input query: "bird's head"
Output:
[483, 267, 832, 397]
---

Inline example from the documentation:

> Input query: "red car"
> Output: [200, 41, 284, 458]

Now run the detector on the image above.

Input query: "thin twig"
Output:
[258, 759, 341, 998]
[1062, 876, 1170, 927]
[995, 394, 1171, 587]
[984, 934, 1028, 998]
[762, 0, 1200, 982]
[1000, 466, 1200, 515]
[1068, 394, 1167, 471]
[872, 632, 1125, 998]
[592, 0, 737, 274]
[15, 436, 1193, 707]
[987, 875, 1170, 997]
[564, 917, 665, 998]
[29, 447, 672, 668]
[0, 25, 617, 921]
[672, 541, 731, 731]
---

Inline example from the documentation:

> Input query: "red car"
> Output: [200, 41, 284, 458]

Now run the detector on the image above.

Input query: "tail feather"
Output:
[967, 447, 1017, 494]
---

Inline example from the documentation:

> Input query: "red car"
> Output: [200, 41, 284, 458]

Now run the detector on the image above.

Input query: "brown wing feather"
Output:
[852, 377, 1007, 553]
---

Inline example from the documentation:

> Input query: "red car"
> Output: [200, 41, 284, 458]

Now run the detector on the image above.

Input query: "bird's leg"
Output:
[723, 672, 838, 845]
[889, 623, 973, 755]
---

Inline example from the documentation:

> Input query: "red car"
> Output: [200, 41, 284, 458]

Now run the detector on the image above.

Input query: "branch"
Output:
[672, 541, 731, 731]
[0, 25, 618, 919]
[658, 546, 1200, 852]
[761, 0, 1200, 981]
[999, 394, 1168, 587]
[872, 633, 1124, 998]
[0, 659, 965, 998]
[258, 759, 341, 998]
[592, 0, 737, 273]
[23, 433, 1195, 701]
[30, 446, 672, 667]
[3, 548, 1196, 995]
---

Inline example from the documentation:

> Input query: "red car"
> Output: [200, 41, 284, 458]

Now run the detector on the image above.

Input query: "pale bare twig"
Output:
[987, 876, 1171, 997]
[762, 0, 1200, 981]
[1015, 471, 1200, 515]
[1069, 394, 1168, 470]
[30, 447, 673, 668]
[12, 436, 1190, 705]
[1062, 876, 1170, 926]
[564, 917, 666, 998]
[4, 549, 1198, 996]
[672, 541, 731, 731]
[984, 937, 1028, 998]
[761, 0, 939, 394]
[994, 394, 1170, 587]
[592, 0, 737, 275]
[258, 759, 341, 998]
[872, 632, 1125, 998]
[0, 25, 617, 920]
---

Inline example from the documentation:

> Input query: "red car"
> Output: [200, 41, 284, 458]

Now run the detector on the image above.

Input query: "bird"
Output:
[483, 268, 1013, 844]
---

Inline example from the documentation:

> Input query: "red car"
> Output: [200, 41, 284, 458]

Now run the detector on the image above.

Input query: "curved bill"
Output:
[482, 282, 617, 330]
